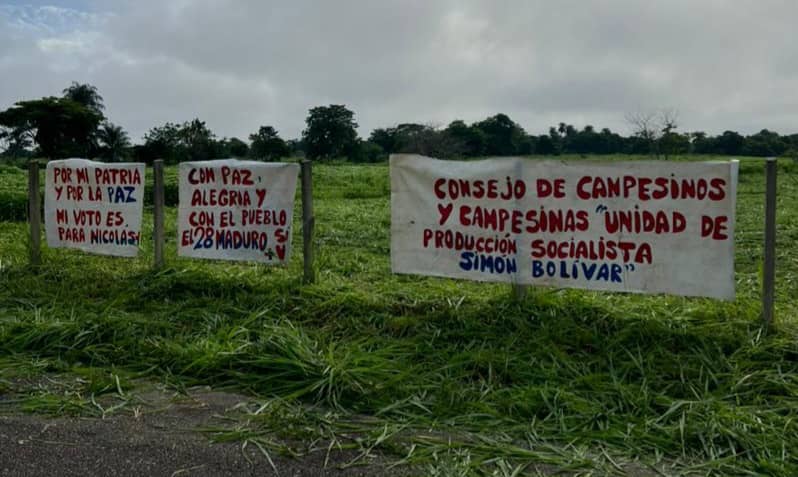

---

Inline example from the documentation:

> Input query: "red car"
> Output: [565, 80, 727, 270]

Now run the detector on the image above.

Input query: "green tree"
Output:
[743, 129, 788, 157]
[547, 127, 563, 155]
[714, 130, 746, 155]
[368, 127, 399, 154]
[286, 138, 306, 157]
[0, 125, 33, 158]
[220, 137, 249, 158]
[532, 134, 553, 155]
[179, 119, 216, 161]
[142, 122, 182, 163]
[625, 111, 661, 156]
[687, 131, 709, 154]
[474, 114, 526, 156]
[656, 112, 686, 159]
[302, 105, 358, 160]
[555, 122, 578, 153]
[350, 139, 385, 163]
[571, 125, 599, 155]
[96, 122, 130, 162]
[391, 123, 432, 151]
[63, 82, 105, 117]
[249, 126, 289, 161]
[0, 97, 102, 158]
[596, 128, 624, 154]
[369, 123, 464, 158]
[141, 119, 216, 163]
[443, 120, 485, 156]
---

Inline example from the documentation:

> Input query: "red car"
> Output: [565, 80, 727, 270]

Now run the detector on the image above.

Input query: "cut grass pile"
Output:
[0, 156, 797, 475]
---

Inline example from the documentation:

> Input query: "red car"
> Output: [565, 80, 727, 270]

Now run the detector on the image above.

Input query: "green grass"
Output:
[0, 156, 797, 475]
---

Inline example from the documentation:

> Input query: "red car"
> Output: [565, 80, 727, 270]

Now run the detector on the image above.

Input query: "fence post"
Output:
[28, 160, 41, 269]
[762, 158, 777, 327]
[153, 159, 165, 270]
[512, 283, 528, 301]
[301, 160, 316, 284]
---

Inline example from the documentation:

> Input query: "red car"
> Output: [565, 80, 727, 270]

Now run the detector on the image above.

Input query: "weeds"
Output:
[0, 157, 796, 475]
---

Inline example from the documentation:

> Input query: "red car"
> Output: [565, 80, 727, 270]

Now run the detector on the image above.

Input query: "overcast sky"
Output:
[1, 1, 796, 142]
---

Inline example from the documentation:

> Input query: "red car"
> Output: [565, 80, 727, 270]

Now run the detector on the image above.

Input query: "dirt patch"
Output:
[0, 386, 411, 476]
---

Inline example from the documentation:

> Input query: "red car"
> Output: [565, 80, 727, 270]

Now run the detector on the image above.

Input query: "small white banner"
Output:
[177, 159, 299, 264]
[391, 154, 739, 299]
[44, 159, 145, 257]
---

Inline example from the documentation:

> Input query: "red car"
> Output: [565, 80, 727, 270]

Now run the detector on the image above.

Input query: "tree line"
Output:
[2, 83, 797, 163]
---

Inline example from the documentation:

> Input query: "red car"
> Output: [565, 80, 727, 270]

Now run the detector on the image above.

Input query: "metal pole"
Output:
[28, 160, 41, 269]
[301, 160, 316, 284]
[762, 158, 777, 327]
[153, 159, 165, 269]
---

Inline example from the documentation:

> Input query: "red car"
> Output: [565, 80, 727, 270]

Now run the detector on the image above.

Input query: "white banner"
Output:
[177, 159, 299, 264]
[44, 159, 145, 257]
[391, 154, 739, 299]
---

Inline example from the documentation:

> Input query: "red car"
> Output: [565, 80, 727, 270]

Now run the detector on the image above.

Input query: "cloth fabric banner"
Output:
[44, 159, 145, 257]
[391, 154, 739, 299]
[177, 159, 299, 264]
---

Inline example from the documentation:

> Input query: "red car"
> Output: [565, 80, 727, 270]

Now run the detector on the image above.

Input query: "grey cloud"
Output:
[1, 0, 797, 142]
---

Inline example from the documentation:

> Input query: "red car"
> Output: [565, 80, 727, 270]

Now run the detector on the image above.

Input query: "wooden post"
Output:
[28, 160, 41, 269]
[762, 158, 777, 327]
[301, 160, 316, 284]
[153, 159, 165, 270]
[512, 284, 527, 301]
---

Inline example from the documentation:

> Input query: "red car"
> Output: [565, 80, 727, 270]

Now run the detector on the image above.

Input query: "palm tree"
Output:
[63, 82, 105, 116]
[97, 122, 130, 162]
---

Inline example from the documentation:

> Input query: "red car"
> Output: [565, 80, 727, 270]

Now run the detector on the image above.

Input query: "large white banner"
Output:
[178, 159, 299, 264]
[391, 154, 739, 299]
[44, 159, 145, 257]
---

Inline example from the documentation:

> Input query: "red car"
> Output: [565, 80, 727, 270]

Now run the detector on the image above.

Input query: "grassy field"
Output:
[1, 156, 797, 475]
